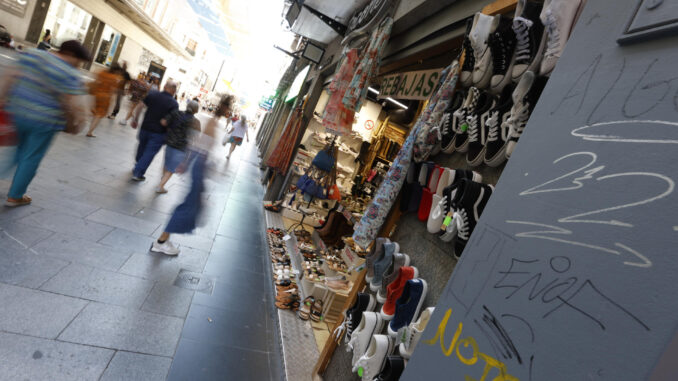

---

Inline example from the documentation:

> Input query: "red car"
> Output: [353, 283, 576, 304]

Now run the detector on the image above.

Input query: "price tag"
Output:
[440, 212, 454, 231]
[396, 326, 411, 345]
[460, 122, 469, 132]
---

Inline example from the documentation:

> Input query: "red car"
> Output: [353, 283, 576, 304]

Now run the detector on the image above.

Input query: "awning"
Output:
[287, 0, 370, 44]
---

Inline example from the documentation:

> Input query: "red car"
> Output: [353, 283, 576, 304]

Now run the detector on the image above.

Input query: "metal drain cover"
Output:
[173, 269, 214, 294]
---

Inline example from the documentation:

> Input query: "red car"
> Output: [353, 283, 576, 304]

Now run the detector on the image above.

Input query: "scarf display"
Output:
[322, 49, 359, 136]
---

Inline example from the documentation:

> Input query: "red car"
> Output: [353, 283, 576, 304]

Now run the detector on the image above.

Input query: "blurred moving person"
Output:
[37, 29, 51, 50]
[130, 80, 178, 181]
[0, 41, 90, 207]
[108, 61, 130, 119]
[152, 94, 235, 255]
[156, 100, 201, 194]
[119, 73, 149, 126]
[86, 65, 122, 137]
[225, 114, 249, 160]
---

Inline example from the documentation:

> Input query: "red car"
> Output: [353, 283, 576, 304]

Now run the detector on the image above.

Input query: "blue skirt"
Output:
[164, 146, 186, 173]
[165, 152, 206, 234]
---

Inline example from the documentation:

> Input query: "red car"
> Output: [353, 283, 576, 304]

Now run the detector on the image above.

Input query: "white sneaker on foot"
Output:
[119, 119, 127, 126]
[151, 240, 180, 256]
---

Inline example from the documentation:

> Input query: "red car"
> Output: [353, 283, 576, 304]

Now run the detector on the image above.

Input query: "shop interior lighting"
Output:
[368, 87, 379, 94]
[368, 87, 408, 110]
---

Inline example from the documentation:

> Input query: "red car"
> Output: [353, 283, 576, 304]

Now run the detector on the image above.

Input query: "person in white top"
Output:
[225, 114, 250, 159]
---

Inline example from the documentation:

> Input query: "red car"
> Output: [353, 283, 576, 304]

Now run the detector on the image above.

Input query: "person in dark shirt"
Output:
[108, 61, 131, 119]
[131, 80, 178, 181]
[155, 100, 201, 193]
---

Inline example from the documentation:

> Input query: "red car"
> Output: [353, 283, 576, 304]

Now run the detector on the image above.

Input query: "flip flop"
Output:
[5, 195, 32, 207]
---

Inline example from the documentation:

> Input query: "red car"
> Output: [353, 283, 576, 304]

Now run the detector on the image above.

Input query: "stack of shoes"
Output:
[504, 71, 548, 159]
[387, 279, 428, 337]
[275, 288, 299, 310]
[470, 13, 501, 89]
[369, 241, 400, 293]
[334, 293, 376, 344]
[398, 307, 435, 359]
[451, 179, 495, 258]
[365, 238, 388, 283]
[454, 89, 493, 153]
[353, 334, 395, 380]
[298, 296, 324, 322]
[373, 355, 406, 381]
[380, 266, 419, 321]
[348, 311, 383, 367]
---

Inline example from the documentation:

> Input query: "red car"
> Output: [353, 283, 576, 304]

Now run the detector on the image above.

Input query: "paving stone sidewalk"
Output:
[0, 113, 282, 381]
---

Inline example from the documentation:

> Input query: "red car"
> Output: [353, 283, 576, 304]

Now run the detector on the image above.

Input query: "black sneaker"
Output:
[439, 89, 466, 154]
[505, 72, 548, 159]
[466, 94, 496, 167]
[511, 0, 546, 81]
[335, 292, 376, 343]
[489, 15, 517, 94]
[483, 84, 514, 167]
[460, 18, 475, 87]
[438, 171, 483, 242]
[374, 355, 405, 381]
[454, 180, 494, 258]
[454, 89, 493, 154]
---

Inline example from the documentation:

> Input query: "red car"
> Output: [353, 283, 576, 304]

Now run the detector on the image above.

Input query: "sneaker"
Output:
[453, 181, 494, 258]
[335, 293, 376, 343]
[119, 119, 127, 126]
[483, 85, 515, 167]
[353, 335, 395, 380]
[4, 195, 32, 207]
[471, 13, 501, 89]
[399, 307, 435, 359]
[459, 19, 475, 87]
[381, 266, 419, 320]
[373, 355, 406, 381]
[429, 170, 481, 237]
[439, 173, 482, 242]
[505, 72, 548, 159]
[388, 279, 428, 337]
[131, 175, 146, 182]
[511, 0, 546, 81]
[439, 90, 466, 154]
[450, 87, 481, 154]
[366, 238, 389, 283]
[151, 240, 180, 256]
[454, 90, 493, 154]
[376, 252, 411, 304]
[348, 311, 383, 367]
[466, 95, 496, 166]
[540, 0, 584, 76]
[370, 242, 397, 292]
[489, 15, 517, 94]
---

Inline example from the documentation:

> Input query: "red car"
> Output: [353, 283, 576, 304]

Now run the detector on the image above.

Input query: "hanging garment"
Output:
[343, 17, 394, 112]
[412, 61, 460, 163]
[323, 49, 359, 136]
[352, 64, 455, 248]
[266, 108, 304, 174]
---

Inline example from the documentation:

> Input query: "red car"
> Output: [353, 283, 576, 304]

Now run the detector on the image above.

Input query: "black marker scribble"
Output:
[501, 313, 536, 343]
[480, 305, 523, 364]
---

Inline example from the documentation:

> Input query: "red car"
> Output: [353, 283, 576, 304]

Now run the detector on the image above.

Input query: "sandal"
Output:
[275, 293, 300, 310]
[5, 195, 32, 207]
[298, 296, 315, 320]
[310, 299, 324, 322]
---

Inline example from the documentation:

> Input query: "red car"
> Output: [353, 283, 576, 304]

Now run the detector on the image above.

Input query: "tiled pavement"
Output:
[0, 112, 283, 380]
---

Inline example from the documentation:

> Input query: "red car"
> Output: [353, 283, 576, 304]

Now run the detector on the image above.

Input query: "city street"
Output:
[0, 113, 282, 380]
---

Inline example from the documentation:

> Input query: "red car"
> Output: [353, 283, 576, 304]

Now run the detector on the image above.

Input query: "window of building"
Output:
[185, 39, 197, 56]
[42, 0, 93, 46]
[94, 25, 122, 66]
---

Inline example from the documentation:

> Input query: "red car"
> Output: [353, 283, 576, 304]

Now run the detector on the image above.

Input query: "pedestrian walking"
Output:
[225, 114, 249, 159]
[119, 73, 149, 126]
[108, 61, 130, 119]
[152, 94, 235, 255]
[0, 41, 90, 206]
[130, 80, 178, 181]
[37, 29, 51, 50]
[155, 100, 201, 194]
[86, 65, 122, 137]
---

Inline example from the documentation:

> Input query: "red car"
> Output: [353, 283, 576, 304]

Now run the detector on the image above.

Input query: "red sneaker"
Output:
[380, 266, 418, 320]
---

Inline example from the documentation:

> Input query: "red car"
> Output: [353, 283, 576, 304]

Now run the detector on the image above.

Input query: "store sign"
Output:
[379, 69, 443, 100]
[259, 96, 275, 111]
[0, 0, 28, 17]
[347, 0, 390, 33]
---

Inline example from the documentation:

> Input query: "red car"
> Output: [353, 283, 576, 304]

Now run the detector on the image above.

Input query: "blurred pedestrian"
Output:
[37, 29, 51, 50]
[130, 80, 178, 181]
[225, 114, 249, 160]
[155, 100, 201, 193]
[119, 73, 149, 126]
[86, 65, 122, 137]
[152, 94, 235, 255]
[0, 40, 90, 206]
[150, 77, 160, 91]
[108, 61, 130, 119]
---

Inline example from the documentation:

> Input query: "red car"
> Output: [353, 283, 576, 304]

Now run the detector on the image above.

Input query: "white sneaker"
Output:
[470, 13, 501, 88]
[119, 119, 127, 126]
[540, 0, 583, 76]
[399, 307, 435, 359]
[151, 240, 180, 256]
[426, 194, 444, 234]
[348, 312, 383, 367]
[353, 334, 395, 380]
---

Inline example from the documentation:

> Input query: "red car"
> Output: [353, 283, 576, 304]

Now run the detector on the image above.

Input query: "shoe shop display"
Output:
[348, 311, 384, 367]
[511, 0, 546, 81]
[366, 237, 389, 283]
[460, 18, 476, 87]
[377, 251, 411, 304]
[336, 293, 376, 343]
[353, 334, 395, 380]
[450, 87, 481, 153]
[399, 307, 435, 359]
[381, 266, 419, 320]
[465, 94, 496, 166]
[483, 84, 515, 167]
[488, 15, 517, 93]
[470, 13, 501, 88]
[388, 279, 428, 337]
[417, 165, 443, 222]
[370, 241, 398, 292]
[454, 89, 493, 153]
[453, 180, 495, 258]
[433, 170, 482, 241]
[505, 71, 548, 159]
[439, 90, 466, 154]
[373, 355, 406, 381]
[540, 0, 586, 76]
[441, 88, 474, 154]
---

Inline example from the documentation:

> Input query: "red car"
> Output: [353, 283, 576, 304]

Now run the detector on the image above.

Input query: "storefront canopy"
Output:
[287, 0, 370, 44]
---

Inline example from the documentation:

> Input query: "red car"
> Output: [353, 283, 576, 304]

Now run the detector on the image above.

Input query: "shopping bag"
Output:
[0, 109, 17, 178]
[222, 131, 232, 146]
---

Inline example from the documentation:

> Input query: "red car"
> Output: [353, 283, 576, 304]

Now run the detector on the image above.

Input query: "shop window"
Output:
[94, 25, 122, 66]
[42, 0, 92, 46]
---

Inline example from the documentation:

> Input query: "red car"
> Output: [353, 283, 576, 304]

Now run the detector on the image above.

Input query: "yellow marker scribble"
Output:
[456, 337, 479, 365]
[424, 308, 463, 357]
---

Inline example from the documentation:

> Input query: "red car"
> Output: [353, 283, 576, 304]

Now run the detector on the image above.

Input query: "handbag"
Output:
[222, 130, 232, 146]
[311, 148, 335, 172]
